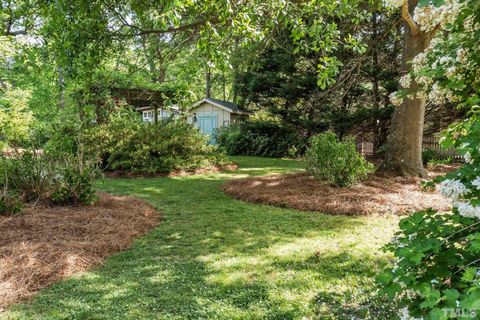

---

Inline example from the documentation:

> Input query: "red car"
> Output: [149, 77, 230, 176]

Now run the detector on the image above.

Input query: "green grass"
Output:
[2, 156, 399, 319]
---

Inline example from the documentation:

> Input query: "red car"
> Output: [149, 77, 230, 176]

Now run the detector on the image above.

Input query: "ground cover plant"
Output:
[1, 157, 400, 319]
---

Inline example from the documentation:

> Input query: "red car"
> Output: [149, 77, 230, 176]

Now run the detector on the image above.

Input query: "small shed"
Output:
[188, 97, 250, 136]
[109, 87, 179, 123]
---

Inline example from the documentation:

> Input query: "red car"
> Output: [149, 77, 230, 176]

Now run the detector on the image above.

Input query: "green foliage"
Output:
[214, 121, 306, 158]
[0, 87, 34, 150]
[0, 189, 22, 215]
[304, 132, 373, 187]
[0, 150, 98, 206]
[422, 148, 437, 165]
[50, 157, 99, 205]
[378, 209, 480, 320]
[84, 107, 228, 174]
[3, 151, 56, 202]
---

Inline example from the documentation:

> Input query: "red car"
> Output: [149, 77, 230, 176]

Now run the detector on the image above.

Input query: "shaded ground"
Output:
[2, 157, 400, 319]
[0, 192, 159, 310]
[222, 167, 452, 215]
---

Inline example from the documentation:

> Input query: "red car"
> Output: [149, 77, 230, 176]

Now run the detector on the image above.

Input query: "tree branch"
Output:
[401, 1, 420, 36]
[133, 19, 217, 36]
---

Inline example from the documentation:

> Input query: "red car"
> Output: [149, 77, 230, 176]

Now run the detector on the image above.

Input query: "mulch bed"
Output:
[222, 166, 454, 216]
[0, 192, 160, 310]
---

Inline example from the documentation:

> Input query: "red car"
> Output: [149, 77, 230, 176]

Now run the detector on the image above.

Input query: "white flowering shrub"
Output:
[379, 0, 480, 318]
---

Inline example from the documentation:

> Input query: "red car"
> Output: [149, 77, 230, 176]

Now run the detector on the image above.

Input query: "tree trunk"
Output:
[378, 3, 432, 177]
[206, 66, 211, 98]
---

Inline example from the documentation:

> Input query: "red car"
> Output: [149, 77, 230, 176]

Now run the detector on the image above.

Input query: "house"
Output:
[187, 97, 250, 136]
[138, 105, 178, 123]
[109, 87, 180, 123]
[138, 97, 250, 136]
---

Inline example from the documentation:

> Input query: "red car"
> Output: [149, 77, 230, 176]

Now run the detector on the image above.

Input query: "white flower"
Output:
[439, 179, 468, 200]
[415, 90, 427, 99]
[454, 201, 480, 219]
[429, 37, 444, 50]
[389, 91, 403, 106]
[412, 52, 427, 73]
[413, 0, 463, 32]
[456, 48, 468, 64]
[416, 76, 432, 87]
[446, 66, 457, 79]
[439, 56, 452, 65]
[428, 84, 448, 105]
[464, 151, 474, 164]
[399, 306, 424, 320]
[400, 74, 412, 88]
[472, 177, 480, 190]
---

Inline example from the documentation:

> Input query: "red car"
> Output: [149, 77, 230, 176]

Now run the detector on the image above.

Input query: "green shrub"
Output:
[214, 120, 306, 158]
[3, 151, 56, 202]
[304, 132, 373, 187]
[84, 107, 228, 174]
[1, 150, 98, 206]
[0, 190, 23, 215]
[422, 148, 437, 165]
[378, 209, 480, 320]
[214, 124, 243, 155]
[50, 157, 99, 205]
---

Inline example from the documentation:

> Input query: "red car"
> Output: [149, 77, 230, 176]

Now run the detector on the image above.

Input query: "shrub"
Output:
[378, 209, 480, 320]
[304, 132, 373, 187]
[378, 113, 480, 319]
[1, 150, 98, 206]
[214, 120, 306, 158]
[3, 150, 56, 202]
[50, 157, 99, 205]
[422, 148, 437, 165]
[84, 107, 228, 174]
[0, 190, 22, 215]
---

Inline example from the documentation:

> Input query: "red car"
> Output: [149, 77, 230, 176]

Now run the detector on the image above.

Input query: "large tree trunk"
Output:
[378, 1, 432, 177]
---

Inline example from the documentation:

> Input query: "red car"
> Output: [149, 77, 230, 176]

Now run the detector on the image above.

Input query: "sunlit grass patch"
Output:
[2, 156, 399, 319]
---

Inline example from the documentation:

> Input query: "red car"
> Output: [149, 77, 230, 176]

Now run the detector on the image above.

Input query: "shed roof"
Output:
[192, 97, 250, 115]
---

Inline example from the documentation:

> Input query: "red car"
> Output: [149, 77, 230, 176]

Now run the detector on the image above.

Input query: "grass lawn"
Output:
[2, 156, 400, 319]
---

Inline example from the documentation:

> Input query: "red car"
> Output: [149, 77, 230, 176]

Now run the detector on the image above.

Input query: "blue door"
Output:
[198, 115, 217, 144]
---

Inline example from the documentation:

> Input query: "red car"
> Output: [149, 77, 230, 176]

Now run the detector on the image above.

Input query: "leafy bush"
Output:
[422, 148, 437, 165]
[50, 157, 99, 205]
[378, 112, 480, 319]
[378, 209, 480, 320]
[0, 190, 22, 215]
[84, 107, 228, 174]
[214, 121, 306, 158]
[3, 151, 56, 202]
[304, 132, 373, 187]
[0, 150, 98, 206]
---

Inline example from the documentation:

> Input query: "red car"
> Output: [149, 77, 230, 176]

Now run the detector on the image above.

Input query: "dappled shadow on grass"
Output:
[4, 159, 398, 319]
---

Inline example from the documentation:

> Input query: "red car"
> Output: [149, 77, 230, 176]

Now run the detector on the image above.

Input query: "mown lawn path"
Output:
[3, 156, 399, 319]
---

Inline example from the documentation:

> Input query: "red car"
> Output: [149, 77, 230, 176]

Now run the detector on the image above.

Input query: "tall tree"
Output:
[379, 0, 460, 176]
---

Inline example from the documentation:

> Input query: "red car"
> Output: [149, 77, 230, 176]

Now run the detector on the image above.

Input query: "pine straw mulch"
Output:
[0, 192, 160, 311]
[222, 166, 455, 216]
